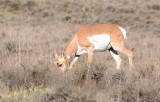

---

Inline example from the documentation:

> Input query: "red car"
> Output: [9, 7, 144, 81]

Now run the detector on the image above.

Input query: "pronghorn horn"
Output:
[53, 49, 59, 59]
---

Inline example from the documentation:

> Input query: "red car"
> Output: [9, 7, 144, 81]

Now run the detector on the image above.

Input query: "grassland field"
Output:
[0, 0, 160, 102]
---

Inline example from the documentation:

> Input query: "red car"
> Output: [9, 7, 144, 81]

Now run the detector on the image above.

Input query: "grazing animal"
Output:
[53, 24, 133, 73]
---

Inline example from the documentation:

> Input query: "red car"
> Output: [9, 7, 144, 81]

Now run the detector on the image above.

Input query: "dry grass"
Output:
[0, 0, 160, 102]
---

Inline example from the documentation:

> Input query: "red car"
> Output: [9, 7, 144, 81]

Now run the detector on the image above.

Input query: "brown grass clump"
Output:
[0, 0, 160, 102]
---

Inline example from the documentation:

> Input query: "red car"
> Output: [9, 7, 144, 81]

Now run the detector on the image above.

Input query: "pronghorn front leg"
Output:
[68, 56, 79, 70]
[87, 46, 94, 73]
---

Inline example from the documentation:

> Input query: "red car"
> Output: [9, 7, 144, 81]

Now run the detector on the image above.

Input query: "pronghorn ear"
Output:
[61, 50, 66, 58]
[53, 49, 59, 59]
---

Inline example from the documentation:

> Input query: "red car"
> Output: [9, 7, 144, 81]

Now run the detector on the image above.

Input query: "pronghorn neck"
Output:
[64, 35, 78, 59]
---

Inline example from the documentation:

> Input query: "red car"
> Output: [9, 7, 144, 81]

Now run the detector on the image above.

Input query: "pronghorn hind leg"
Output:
[109, 47, 122, 69]
[86, 46, 94, 78]
[118, 47, 133, 70]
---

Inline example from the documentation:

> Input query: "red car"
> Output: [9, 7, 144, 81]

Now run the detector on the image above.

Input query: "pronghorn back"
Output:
[76, 24, 126, 50]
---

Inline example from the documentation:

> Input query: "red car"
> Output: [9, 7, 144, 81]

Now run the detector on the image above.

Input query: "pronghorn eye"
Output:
[57, 63, 62, 67]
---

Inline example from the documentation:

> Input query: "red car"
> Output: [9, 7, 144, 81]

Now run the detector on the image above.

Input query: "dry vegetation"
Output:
[0, 0, 160, 102]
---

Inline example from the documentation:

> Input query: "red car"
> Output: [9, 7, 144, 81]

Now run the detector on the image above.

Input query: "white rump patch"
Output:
[88, 34, 110, 51]
[119, 26, 127, 39]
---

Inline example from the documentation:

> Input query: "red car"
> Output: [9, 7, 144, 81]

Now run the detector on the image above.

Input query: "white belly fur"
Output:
[88, 34, 110, 51]
[76, 34, 110, 55]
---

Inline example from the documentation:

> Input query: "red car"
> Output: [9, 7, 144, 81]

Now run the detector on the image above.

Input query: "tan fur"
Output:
[65, 24, 124, 56]
[53, 24, 133, 73]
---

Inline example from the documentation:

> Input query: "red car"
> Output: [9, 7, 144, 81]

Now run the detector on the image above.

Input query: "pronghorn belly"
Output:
[88, 34, 110, 51]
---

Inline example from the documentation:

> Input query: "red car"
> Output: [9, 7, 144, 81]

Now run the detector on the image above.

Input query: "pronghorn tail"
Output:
[119, 26, 127, 39]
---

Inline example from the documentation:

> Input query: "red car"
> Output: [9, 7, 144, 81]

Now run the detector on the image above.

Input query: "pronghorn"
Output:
[53, 24, 133, 73]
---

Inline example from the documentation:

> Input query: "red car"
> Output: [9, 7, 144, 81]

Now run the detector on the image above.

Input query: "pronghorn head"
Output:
[53, 49, 67, 73]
